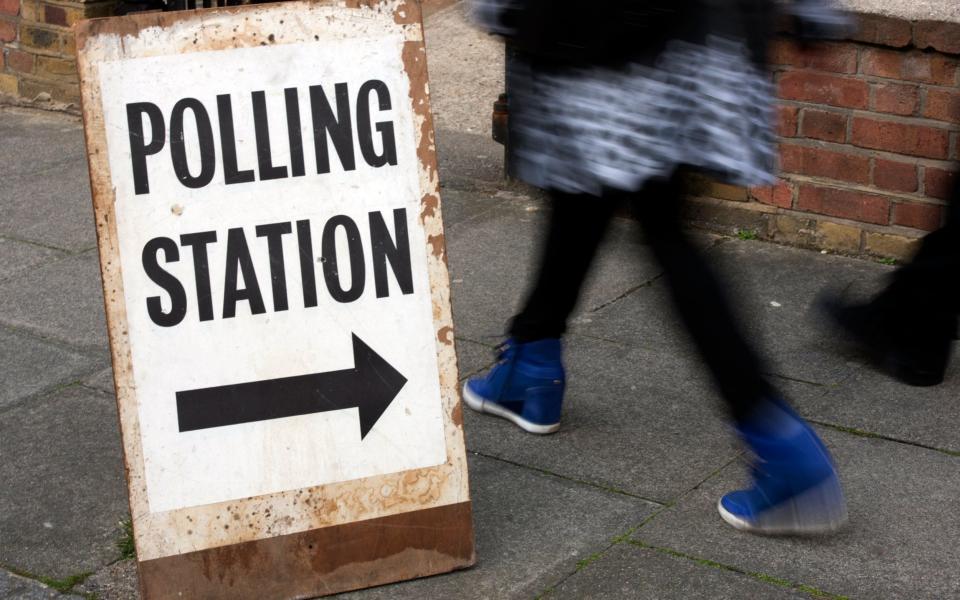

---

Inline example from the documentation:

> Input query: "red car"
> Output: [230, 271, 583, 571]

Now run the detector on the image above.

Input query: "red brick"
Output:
[873, 159, 918, 193]
[7, 49, 34, 74]
[777, 105, 799, 137]
[800, 109, 847, 143]
[893, 202, 942, 231]
[850, 117, 950, 159]
[872, 82, 918, 116]
[925, 168, 957, 200]
[780, 144, 870, 184]
[778, 72, 869, 109]
[43, 5, 67, 26]
[769, 40, 856, 73]
[797, 185, 891, 225]
[750, 180, 794, 208]
[913, 21, 960, 55]
[0, 0, 18, 16]
[860, 48, 958, 86]
[0, 19, 14, 42]
[923, 89, 960, 124]
[850, 14, 912, 47]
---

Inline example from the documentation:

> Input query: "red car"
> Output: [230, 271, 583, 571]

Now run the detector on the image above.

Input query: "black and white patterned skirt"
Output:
[505, 36, 778, 195]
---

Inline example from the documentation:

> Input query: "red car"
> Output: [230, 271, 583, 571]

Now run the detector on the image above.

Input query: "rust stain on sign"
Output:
[75, 1, 472, 597]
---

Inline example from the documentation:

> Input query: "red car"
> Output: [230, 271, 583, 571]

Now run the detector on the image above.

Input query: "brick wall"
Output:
[693, 14, 960, 260]
[0, 0, 114, 104]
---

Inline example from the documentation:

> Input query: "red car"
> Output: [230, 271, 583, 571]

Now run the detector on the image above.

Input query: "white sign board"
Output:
[77, 2, 472, 597]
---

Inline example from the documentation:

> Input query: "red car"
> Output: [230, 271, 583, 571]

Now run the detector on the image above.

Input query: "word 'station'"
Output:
[142, 209, 413, 326]
[127, 80, 415, 327]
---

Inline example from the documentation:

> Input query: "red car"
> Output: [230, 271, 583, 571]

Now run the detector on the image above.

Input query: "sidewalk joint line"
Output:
[533, 451, 744, 599]
[468, 450, 666, 505]
[1, 564, 94, 597]
[0, 233, 73, 254]
[0, 319, 109, 357]
[586, 272, 666, 314]
[807, 419, 960, 458]
[627, 541, 851, 599]
[765, 372, 829, 387]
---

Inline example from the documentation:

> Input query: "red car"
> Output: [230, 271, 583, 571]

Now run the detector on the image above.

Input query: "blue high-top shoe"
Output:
[463, 338, 565, 434]
[718, 399, 847, 534]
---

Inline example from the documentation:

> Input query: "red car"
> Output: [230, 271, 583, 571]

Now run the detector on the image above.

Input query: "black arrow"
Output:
[175, 334, 407, 439]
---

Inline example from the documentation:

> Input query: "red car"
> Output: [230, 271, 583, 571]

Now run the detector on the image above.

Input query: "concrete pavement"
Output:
[2, 3, 959, 599]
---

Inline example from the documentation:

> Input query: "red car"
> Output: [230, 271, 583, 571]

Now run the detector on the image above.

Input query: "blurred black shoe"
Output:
[820, 294, 953, 387]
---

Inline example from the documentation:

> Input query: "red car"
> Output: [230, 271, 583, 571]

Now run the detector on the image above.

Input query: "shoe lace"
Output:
[494, 340, 516, 363]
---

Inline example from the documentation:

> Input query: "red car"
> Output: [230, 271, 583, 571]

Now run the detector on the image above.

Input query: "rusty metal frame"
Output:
[74, 2, 473, 597]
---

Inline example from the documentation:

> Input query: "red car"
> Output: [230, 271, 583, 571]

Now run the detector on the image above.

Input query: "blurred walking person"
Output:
[465, 0, 851, 534]
[822, 174, 959, 386]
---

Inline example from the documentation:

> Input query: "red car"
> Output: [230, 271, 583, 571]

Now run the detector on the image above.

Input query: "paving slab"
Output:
[799, 365, 960, 455]
[0, 109, 95, 254]
[0, 570, 82, 600]
[438, 185, 508, 230]
[0, 237, 64, 282]
[463, 335, 742, 503]
[436, 129, 505, 188]
[0, 159, 96, 253]
[582, 240, 885, 387]
[0, 327, 104, 411]
[338, 453, 657, 599]
[0, 250, 108, 350]
[0, 385, 128, 579]
[633, 427, 960, 600]
[422, 2, 503, 138]
[0, 108, 85, 179]
[448, 202, 665, 344]
[550, 542, 806, 599]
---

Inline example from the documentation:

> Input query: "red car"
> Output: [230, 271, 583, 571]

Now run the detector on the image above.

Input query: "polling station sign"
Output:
[75, 1, 473, 597]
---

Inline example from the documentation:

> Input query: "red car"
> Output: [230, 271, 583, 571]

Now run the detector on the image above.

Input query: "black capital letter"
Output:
[217, 95, 256, 185]
[369, 208, 413, 297]
[180, 231, 218, 322]
[255, 222, 292, 312]
[297, 220, 318, 308]
[285, 88, 306, 177]
[223, 228, 266, 319]
[252, 91, 289, 181]
[170, 98, 216, 189]
[142, 237, 186, 327]
[126, 102, 165, 195]
[309, 83, 356, 174]
[321, 215, 365, 303]
[357, 80, 397, 168]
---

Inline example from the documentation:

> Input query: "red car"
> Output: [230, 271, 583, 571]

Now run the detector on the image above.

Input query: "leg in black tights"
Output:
[509, 191, 617, 341]
[625, 177, 773, 420]
[509, 174, 773, 420]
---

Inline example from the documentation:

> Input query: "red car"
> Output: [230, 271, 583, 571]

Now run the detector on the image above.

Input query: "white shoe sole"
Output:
[462, 383, 560, 435]
[717, 477, 848, 535]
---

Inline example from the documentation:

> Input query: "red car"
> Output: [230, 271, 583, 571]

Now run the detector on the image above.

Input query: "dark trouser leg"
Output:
[509, 191, 617, 342]
[878, 177, 960, 333]
[626, 176, 773, 420]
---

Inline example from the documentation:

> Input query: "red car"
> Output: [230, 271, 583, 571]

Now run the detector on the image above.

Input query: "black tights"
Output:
[509, 174, 772, 419]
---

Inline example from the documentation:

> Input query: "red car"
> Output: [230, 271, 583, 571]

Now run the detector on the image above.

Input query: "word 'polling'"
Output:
[126, 80, 398, 195]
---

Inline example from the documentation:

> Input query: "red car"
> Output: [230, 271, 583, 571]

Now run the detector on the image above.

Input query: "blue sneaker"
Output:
[718, 399, 848, 534]
[462, 338, 565, 434]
